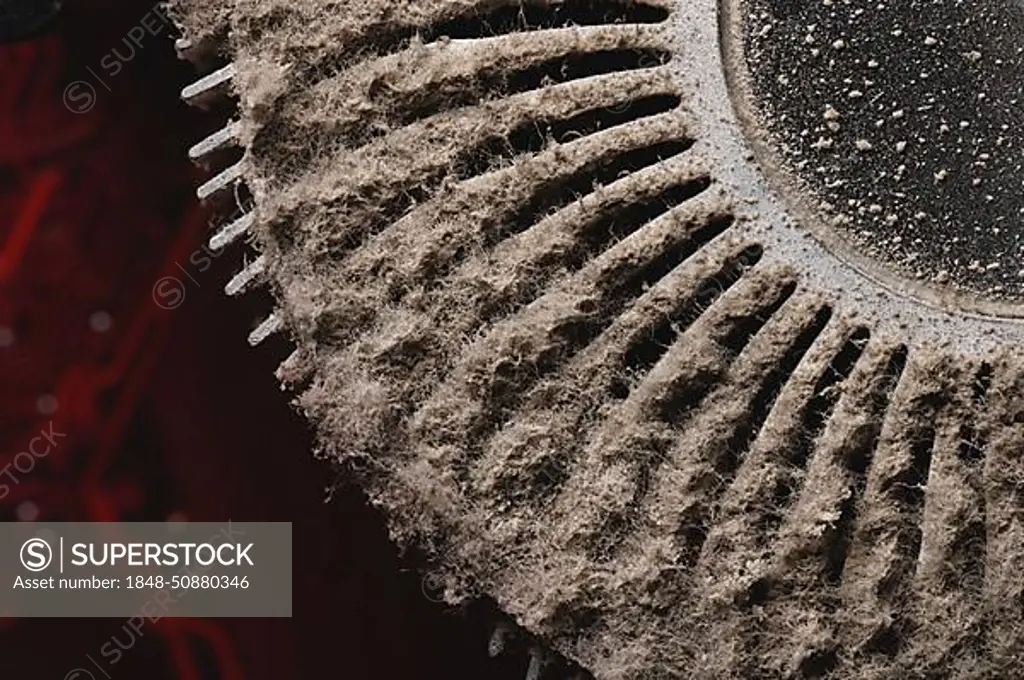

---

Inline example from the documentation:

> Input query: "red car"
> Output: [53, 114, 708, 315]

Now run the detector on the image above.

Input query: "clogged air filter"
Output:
[172, 1, 1024, 677]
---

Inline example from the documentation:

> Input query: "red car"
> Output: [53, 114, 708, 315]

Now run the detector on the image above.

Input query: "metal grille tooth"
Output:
[225, 254, 266, 296]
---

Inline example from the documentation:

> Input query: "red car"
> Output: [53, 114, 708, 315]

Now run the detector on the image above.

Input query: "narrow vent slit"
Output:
[824, 345, 909, 584]
[617, 242, 760, 392]
[302, 0, 673, 72]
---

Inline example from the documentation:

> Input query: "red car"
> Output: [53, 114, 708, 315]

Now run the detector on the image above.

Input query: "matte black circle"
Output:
[0, 0, 61, 43]
[737, 0, 1024, 302]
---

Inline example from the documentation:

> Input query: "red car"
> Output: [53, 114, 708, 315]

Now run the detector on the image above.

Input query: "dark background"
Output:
[0, 1, 522, 677]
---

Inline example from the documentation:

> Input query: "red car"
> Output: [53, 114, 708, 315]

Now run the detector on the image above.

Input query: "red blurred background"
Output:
[0, 1, 522, 678]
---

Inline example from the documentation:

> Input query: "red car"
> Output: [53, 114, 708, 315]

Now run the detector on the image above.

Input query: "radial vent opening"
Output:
[426, 0, 671, 38]
[728, 0, 1024, 305]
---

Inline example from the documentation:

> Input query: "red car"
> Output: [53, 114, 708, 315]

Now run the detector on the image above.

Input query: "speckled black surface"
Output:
[741, 0, 1024, 301]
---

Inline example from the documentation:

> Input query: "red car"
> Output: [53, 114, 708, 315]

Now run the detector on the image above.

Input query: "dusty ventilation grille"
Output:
[175, 0, 1024, 678]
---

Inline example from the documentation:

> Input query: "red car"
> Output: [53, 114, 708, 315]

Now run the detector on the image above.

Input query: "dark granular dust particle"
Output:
[741, 0, 1024, 301]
